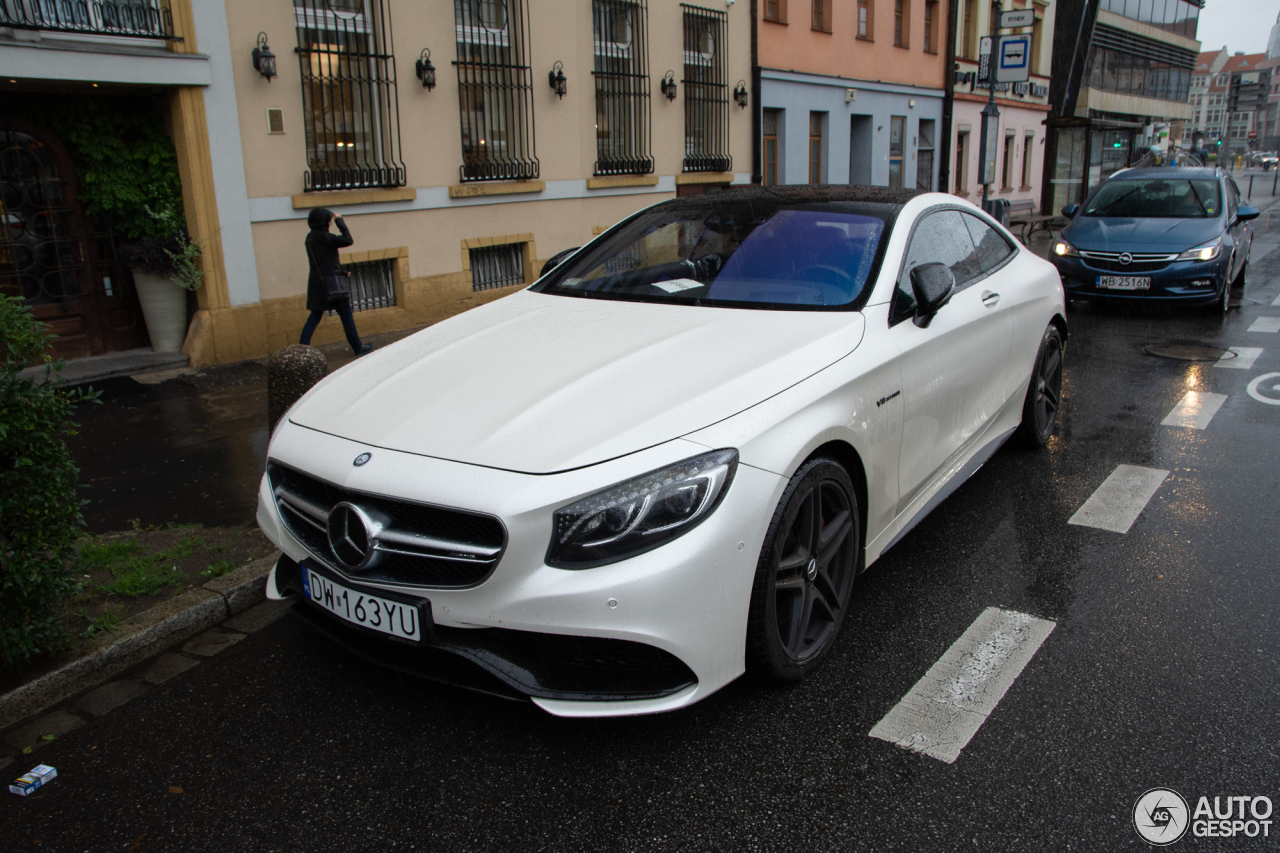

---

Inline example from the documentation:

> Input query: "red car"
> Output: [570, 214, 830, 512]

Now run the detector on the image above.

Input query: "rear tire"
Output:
[746, 458, 860, 683]
[1016, 325, 1065, 449]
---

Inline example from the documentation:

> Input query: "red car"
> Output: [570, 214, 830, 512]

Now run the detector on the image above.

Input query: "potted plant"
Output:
[117, 206, 204, 353]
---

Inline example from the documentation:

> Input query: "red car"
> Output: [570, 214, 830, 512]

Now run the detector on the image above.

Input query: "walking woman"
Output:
[299, 207, 373, 356]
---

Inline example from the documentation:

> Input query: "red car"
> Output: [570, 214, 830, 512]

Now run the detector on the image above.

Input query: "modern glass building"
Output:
[1042, 0, 1202, 215]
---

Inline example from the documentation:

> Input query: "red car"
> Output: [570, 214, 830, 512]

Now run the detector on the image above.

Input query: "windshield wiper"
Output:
[1186, 182, 1208, 216]
[1091, 187, 1141, 215]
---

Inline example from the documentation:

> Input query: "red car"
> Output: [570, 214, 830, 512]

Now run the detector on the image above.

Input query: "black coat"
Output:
[305, 219, 354, 312]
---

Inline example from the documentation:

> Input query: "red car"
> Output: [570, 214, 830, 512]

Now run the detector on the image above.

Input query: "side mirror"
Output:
[539, 247, 580, 278]
[1061, 204, 1079, 218]
[909, 263, 956, 328]
[1235, 205, 1261, 223]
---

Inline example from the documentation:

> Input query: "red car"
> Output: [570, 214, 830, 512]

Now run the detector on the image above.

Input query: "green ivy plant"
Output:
[0, 296, 100, 669]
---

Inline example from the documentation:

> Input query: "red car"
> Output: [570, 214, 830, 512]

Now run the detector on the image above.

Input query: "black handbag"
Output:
[306, 234, 351, 301]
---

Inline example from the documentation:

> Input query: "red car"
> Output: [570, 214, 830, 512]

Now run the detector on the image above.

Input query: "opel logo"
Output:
[353, 452, 371, 467]
[326, 502, 381, 571]
[1119, 252, 1133, 266]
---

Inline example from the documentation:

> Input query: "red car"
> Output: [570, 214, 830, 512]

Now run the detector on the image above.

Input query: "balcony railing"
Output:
[0, 0, 180, 41]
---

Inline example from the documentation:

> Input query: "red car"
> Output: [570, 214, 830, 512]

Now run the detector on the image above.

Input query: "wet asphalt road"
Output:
[4, 214, 1280, 851]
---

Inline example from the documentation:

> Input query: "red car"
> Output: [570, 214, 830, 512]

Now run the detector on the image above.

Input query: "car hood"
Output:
[288, 289, 865, 474]
[1064, 215, 1224, 253]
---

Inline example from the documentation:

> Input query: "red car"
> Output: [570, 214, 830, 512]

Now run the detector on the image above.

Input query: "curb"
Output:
[0, 553, 280, 731]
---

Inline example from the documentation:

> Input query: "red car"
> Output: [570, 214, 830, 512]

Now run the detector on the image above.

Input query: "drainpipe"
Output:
[938, 0, 959, 193]
[751, 0, 761, 184]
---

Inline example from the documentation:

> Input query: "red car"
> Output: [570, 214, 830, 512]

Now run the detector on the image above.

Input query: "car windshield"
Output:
[1082, 178, 1221, 218]
[534, 199, 893, 311]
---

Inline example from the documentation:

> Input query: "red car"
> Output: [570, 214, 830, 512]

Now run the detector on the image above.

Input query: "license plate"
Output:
[301, 564, 426, 642]
[1097, 275, 1151, 290]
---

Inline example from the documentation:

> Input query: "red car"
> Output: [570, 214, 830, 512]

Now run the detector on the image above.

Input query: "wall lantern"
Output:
[252, 32, 277, 82]
[660, 71, 677, 101]
[415, 48, 436, 91]
[734, 80, 749, 108]
[548, 61, 567, 98]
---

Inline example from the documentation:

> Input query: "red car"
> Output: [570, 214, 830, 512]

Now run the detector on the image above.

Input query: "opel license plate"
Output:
[301, 563, 426, 642]
[1097, 275, 1151, 290]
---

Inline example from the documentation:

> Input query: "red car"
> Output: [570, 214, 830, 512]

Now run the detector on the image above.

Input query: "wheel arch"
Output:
[1049, 312, 1068, 343]
[801, 439, 869, 569]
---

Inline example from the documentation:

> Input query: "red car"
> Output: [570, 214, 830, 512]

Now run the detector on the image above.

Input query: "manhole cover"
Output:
[1143, 344, 1233, 362]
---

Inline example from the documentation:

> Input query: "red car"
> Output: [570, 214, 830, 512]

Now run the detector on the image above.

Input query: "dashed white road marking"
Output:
[1215, 346, 1263, 369]
[1161, 391, 1228, 429]
[1068, 464, 1170, 533]
[869, 608, 1055, 765]
[1248, 317, 1280, 333]
[1247, 372, 1280, 405]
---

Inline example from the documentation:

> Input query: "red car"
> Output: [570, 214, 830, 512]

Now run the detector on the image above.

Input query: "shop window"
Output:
[763, 109, 780, 186]
[593, 0, 654, 176]
[293, 0, 406, 192]
[917, 119, 935, 190]
[682, 4, 732, 173]
[889, 116, 905, 188]
[455, 0, 540, 182]
[809, 112, 824, 184]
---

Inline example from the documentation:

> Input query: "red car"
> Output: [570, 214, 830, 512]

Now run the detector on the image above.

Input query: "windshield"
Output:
[534, 200, 893, 311]
[1083, 178, 1221, 218]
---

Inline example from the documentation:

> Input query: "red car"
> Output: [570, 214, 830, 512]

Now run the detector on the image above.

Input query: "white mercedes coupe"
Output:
[258, 185, 1066, 717]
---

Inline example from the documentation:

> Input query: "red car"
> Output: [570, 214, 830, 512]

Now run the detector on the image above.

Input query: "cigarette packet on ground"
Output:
[9, 765, 57, 797]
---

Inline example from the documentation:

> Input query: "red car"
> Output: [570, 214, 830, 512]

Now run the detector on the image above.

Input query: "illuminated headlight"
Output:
[547, 449, 738, 569]
[1052, 240, 1079, 257]
[1176, 238, 1222, 262]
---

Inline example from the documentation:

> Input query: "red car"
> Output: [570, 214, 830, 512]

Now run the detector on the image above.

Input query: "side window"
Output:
[961, 212, 1016, 274]
[892, 209, 981, 322]
[1225, 177, 1240, 219]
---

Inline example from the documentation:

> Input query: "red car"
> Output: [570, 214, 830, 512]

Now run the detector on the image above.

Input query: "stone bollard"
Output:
[267, 344, 328, 433]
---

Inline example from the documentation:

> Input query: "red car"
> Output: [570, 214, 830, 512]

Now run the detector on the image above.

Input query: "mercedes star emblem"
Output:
[353, 452, 371, 467]
[326, 502, 377, 570]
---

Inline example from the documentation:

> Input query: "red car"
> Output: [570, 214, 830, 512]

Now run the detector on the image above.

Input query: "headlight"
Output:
[547, 449, 738, 569]
[1176, 238, 1223, 262]
[1052, 240, 1079, 257]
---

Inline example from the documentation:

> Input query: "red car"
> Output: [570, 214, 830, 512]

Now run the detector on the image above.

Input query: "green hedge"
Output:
[0, 296, 98, 668]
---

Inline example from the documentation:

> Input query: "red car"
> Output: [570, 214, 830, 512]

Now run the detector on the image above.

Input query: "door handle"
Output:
[981, 291, 1001, 307]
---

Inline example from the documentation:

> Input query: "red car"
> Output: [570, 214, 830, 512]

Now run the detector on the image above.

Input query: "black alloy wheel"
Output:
[1017, 325, 1065, 449]
[747, 458, 860, 682]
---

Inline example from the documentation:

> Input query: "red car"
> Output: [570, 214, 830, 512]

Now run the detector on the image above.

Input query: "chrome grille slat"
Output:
[267, 461, 507, 589]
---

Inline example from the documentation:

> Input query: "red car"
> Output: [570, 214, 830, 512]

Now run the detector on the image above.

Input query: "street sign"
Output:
[998, 9, 1036, 28]
[977, 36, 993, 85]
[995, 35, 1031, 83]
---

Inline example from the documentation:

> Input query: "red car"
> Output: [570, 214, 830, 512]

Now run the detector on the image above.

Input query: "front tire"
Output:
[747, 458, 860, 682]
[1016, 325, 1065, 449]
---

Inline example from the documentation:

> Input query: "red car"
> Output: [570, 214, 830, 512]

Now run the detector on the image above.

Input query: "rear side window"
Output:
[892, 209, 982, 322]
[961, 213, 1016, 273]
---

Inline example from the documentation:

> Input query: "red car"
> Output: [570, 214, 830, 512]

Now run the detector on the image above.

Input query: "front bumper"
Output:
[257, 420, 785, 717]
[1050, 254, 1226, 303]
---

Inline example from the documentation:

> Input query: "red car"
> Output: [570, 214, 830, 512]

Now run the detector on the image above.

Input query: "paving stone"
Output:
[141, 654, 200, 685]
[73, 681, 150, 718]
[3, 710, 86, 754]
[223, 599, 293, 634]
[0, 755, 13, 772]
[181, 628, 247, 658]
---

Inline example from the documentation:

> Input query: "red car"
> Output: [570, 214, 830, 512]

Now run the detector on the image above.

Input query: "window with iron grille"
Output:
[0, 0, 179, 40]
[342, 257, 397, 312]
[470, 242, 525, 291]
[592, 0, 654, 176]
[293, 0, 406, 192]
[454, 0, 539, 182]
[681, 5, 731, 173]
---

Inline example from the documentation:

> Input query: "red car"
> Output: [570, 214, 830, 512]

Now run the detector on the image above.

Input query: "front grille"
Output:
[1080, 250, 1177, 274]
[268, 462, 506, 588]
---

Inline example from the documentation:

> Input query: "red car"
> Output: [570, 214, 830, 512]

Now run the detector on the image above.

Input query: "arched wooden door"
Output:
[0, 117, 149, 360]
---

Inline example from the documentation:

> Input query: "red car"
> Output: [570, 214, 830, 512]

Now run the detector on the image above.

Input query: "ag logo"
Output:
[1134, 788, 1190, 845]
